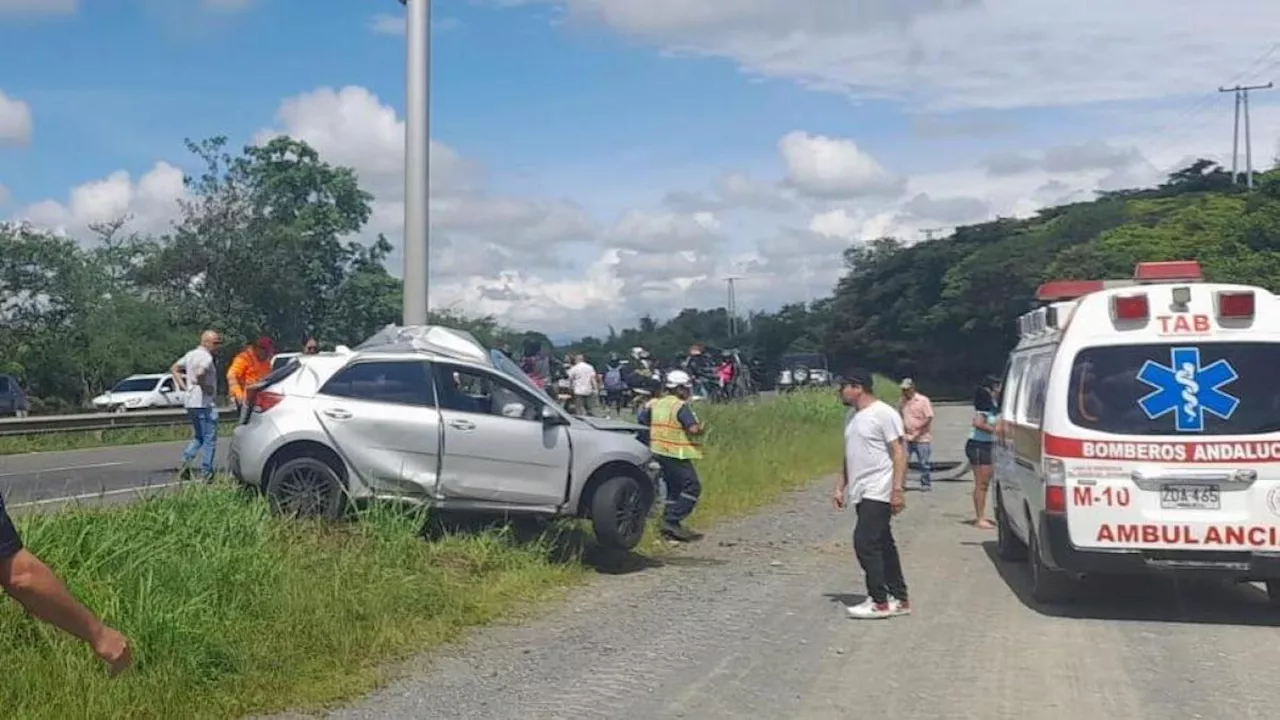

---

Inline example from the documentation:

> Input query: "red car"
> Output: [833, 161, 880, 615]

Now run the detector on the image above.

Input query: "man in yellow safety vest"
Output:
[637, 368, 705, 542]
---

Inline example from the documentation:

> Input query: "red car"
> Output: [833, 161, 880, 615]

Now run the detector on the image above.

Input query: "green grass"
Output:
[0, 389, 852, 719]
[0, 424, 234, 456]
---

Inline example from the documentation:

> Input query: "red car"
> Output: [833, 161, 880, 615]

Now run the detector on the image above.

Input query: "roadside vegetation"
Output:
[0, 389, 847, 719]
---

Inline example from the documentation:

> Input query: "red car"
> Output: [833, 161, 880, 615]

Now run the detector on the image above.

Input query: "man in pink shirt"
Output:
[898, 378, 935, 491]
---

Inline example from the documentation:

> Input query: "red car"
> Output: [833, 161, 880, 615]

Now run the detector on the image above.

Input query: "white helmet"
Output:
[664, 369, 692, 388]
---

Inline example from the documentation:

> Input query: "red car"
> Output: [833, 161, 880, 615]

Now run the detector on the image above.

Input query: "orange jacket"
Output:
[226, 347, 272, 402]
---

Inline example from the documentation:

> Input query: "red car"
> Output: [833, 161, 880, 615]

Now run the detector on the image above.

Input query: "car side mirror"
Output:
[541, 405, 569, 426]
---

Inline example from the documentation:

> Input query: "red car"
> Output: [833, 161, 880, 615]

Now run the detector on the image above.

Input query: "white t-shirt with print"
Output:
[567, 362, 597, 396]
[844, 399, 906, 504]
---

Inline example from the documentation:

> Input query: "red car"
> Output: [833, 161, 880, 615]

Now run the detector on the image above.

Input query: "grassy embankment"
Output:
[0, 386, 862, 719]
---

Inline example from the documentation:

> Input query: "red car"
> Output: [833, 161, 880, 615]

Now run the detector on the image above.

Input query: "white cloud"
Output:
[527, 0, 1280, 111]
[779, 131, 903, 199]
[0, 90, 32, 146]
[16, 163, 187, 237]
[607, 209, 724, 252]
[0, 0, 76, 16]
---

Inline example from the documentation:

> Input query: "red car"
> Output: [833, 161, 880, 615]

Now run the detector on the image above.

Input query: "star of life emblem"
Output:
[1136, 347, 1239, 433]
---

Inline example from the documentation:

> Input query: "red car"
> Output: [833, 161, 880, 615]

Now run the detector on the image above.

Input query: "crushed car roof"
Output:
[354, 324, 492, 365]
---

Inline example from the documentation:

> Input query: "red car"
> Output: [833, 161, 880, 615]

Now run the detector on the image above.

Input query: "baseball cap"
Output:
[841, 367, 873, 389]
[900, 378, 915, 389]
[254, 336, 275, 352]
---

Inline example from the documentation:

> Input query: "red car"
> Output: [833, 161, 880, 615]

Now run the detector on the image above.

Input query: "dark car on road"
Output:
[775, 353, 832, 392]
[0, 373, 29, 417]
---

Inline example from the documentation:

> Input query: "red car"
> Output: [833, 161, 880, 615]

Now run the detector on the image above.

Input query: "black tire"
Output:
[265, 456, 347, 521]
[995, 488, 1028, 562]
[1029, 526, 1074, 604]
[590, 474, 651, 550]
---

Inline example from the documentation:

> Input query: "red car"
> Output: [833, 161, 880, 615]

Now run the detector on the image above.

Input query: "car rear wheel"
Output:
[1029, 526, 1075, 605]
[590, 474, 650, 550]
[266, 456, 346, 521]
[996, 488, 1028, 562]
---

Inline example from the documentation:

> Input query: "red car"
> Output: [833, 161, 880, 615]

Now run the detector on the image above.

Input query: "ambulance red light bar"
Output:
[1035, 280, 1104, 302]
[1134, 260, 1203, 284]
[1217, 290, 1255, 319]
[1111, 293, 1149, 320]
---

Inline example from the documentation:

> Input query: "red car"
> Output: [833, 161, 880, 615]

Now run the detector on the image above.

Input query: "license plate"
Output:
[1159, 484, 1220, 510]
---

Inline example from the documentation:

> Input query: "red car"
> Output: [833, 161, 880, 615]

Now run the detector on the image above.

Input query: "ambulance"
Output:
[993, 260, 1280, 604]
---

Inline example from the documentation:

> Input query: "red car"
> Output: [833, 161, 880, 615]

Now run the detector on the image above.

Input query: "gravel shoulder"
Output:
[271, 423, 1280, 720]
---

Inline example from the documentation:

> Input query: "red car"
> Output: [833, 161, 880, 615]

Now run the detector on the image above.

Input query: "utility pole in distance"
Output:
[724, 276, 742, 337]
[400, 0, 431, 324]
[1219, 82, 1273, 189]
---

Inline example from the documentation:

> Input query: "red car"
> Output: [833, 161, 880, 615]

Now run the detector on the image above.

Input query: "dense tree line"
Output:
[3, 135, 1277, 412]
[563, 159, 1280, 398]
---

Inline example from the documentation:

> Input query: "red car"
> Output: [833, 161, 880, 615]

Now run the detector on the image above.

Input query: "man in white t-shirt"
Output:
[566, 353, 600, 416]
[171, 329, 222, 481]
[832, 368, 911, 620]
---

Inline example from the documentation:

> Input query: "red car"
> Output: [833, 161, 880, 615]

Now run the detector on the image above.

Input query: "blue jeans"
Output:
[907, 441, 932, 487]
[182, 406, 218, 477]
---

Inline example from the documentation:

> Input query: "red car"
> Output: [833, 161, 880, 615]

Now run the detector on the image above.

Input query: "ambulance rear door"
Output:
[1054, 338, 1280, 553]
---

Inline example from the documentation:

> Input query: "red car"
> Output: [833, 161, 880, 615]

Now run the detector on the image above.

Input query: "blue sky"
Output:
[3, 0, 1280, 336]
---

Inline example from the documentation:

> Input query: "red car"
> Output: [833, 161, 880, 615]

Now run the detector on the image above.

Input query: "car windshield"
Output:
[490, 349, 557, 407]
[781, 353, 825, 368]
[1068, 342, 1280, 436]
[111, 377, 158, 393]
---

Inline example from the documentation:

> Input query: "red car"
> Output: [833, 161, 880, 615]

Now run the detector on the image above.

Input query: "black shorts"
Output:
[965, 439, 993, 467]
[0, 494, 24, 561]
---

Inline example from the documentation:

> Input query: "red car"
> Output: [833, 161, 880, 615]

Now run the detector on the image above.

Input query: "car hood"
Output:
[578, 416, 646, 433]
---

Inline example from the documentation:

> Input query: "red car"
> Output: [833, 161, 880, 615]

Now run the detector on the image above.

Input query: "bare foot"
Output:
[974, 519, 995, 530]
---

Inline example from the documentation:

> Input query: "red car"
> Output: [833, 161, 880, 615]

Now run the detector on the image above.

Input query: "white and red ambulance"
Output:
[993, 260, 1280, 603]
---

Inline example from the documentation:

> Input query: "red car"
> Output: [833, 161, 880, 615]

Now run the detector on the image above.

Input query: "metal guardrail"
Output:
[0, 397, 978, 438]
[0, 407, 237, 437]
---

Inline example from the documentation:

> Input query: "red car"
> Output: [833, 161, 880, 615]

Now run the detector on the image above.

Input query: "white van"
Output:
[994, 260, 1280, 604]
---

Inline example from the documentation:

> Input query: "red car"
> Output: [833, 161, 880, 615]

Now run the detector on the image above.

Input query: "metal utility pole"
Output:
[724, 276, 742, 337]
[400, 0, 431, 324]
[1219, 82, 1272, 188]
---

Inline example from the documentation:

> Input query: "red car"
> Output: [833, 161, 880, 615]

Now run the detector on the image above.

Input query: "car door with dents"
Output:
[312, 359, 443, 495]
[432, 362, 571, 506]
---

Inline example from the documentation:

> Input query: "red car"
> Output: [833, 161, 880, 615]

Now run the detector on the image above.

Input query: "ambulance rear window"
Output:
[1068, 342, 1280, 436]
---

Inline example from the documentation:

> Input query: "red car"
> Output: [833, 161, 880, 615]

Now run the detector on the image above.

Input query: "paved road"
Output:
[0, 441, 191, 510]
[272, 404, 1280, 720]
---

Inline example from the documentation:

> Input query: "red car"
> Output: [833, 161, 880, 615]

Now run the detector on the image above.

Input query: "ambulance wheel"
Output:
[995, 488, 1027, 562]
[1264, 580, 1280, 606]
[1029, 527, 1075, 605]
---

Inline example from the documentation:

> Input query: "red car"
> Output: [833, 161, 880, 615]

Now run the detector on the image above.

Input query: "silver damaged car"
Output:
[228, 325, 659, 550]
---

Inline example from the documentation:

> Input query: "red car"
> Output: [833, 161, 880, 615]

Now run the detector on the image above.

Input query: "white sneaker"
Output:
[846, 597, 895, 619]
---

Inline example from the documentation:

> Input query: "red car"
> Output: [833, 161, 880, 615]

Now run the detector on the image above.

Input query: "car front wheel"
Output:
[590, 474, 651, 550]
[266, 456, 347, 521]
